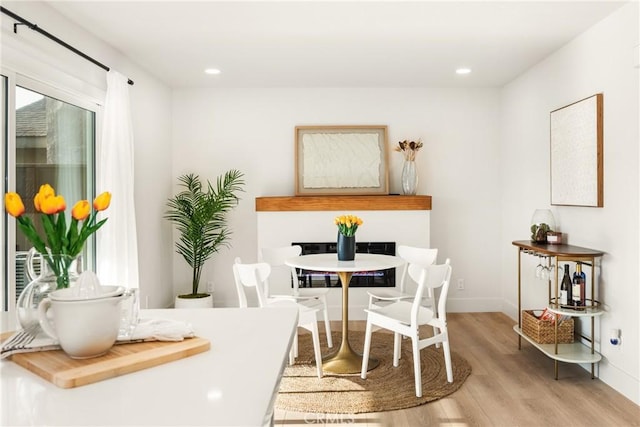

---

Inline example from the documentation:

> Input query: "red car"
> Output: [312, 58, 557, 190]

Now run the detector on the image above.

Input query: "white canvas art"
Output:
[550, 94, 603, 207]
[302, 133, 381, 189]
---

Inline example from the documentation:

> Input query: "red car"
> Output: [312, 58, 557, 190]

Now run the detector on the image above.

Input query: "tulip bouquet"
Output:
[334, 214, 363, 237]
[395, 139, 423, 161]
[5, 184, 111, 289]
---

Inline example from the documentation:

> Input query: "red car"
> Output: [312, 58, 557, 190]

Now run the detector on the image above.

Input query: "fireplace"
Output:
[291, 241, 396, 288]
[255, 198, 430, 318]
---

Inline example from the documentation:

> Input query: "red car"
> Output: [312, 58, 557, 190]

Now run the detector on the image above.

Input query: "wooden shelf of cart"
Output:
[512, 240, 605, 380]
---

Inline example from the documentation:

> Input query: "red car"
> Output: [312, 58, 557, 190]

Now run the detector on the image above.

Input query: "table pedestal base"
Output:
[322, 341, 378, 374]
[320, 270, 380, 374]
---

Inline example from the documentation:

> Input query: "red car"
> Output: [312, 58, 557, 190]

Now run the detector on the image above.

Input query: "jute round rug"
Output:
[275, 330, 471, 414]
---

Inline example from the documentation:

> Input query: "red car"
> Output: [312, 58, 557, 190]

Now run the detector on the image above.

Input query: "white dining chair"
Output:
[360, 259, 453, 398]
[367, 245, 439, 346]
[367, 245, 438, 310]
[260, 245, 333, 349]
[233, 258, 323, 378]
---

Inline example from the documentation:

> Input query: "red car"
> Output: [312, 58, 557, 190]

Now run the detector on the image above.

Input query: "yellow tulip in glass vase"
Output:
[5, 184, 111, 330]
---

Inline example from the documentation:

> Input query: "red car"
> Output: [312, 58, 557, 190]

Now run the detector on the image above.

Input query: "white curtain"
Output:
[97, 70, 139, 288]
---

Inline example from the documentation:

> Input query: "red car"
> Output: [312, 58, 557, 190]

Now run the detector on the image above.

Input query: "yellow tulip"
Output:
[33, 183, 55, 212]
[71, 200, 90, 221]
[93, 192, 112, 211]
[40, 195, 66, 215]
[5, 192, 25, 217]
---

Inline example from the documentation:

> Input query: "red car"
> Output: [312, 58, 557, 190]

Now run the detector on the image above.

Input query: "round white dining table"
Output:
[285, 253, 405, 374]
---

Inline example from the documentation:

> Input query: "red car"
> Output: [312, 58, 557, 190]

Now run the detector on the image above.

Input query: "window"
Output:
[2, 73, 97, 311]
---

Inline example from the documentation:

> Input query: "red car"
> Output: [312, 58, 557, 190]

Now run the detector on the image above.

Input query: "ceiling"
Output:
[43, 1, 627, 89]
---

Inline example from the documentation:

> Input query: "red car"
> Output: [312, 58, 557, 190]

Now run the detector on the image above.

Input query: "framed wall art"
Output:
[295, 125, 389, 196]
[550, 93, 603, 207]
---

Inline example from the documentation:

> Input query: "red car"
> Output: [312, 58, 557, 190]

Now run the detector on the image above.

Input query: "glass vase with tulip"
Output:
[5, 184, 111, 329]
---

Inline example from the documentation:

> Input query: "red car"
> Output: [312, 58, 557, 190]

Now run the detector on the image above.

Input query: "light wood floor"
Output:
[273, 312, 640, 426]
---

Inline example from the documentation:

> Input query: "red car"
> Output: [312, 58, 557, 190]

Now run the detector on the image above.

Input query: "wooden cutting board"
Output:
[7, 337, 210, 389]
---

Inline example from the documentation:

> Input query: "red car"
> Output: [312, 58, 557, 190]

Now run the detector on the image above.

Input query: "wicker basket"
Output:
[521, 310, 574, 344]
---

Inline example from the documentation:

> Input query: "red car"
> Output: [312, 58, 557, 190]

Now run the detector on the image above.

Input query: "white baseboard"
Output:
[597, 358, 640, 405]
[325, 297, 505, 321]
[447, 297, 504, 313]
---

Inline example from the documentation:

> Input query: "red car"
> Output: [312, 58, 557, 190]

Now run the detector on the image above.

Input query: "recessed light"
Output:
[456, 68, 472, 75]
[204, 68, 221, 75]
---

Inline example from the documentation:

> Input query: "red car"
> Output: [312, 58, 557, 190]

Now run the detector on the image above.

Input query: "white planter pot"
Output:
[174, 294, 213, 309]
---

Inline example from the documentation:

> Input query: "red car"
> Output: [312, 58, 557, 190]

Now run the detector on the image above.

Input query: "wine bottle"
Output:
[560, 264, 571, 306]
[571, 263, 583, 307]
[573, 262, 586, 306]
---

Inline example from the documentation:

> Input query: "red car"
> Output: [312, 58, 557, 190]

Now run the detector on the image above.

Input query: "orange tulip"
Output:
[5, 192, 25, 217]
[71, 200, 90, 221]
[40, 195, 66, 214]
[33, 184, 55, 212]
[93, 192, 111, 211]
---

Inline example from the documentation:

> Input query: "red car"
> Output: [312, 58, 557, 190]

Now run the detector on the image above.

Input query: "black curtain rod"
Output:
[1, 6, 134, 86]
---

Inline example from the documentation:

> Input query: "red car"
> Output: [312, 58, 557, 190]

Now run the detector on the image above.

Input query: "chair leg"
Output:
[321, 296, 333, 348]
[360, 319, 373, 379]
[310, 321, 323, 379]
[442, 333, 453, 383]
[412, 336, 422, 398]
[289, 332, 298, 365]
[433, 325, 441, 348]
[393, 332, 401, 367]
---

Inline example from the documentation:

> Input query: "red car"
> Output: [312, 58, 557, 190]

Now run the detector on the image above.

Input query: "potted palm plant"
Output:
[165, 170, 245, 308]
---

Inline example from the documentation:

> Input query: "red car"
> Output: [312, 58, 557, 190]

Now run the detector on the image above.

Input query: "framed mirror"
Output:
[550, 93, 603, 207]
[295, 125, 389, 196]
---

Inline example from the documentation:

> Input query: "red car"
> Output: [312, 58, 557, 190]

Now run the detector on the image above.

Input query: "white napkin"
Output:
[0, 318, 195, 359]
[118, 318, 195, 343]
[0, 329, 59, 359]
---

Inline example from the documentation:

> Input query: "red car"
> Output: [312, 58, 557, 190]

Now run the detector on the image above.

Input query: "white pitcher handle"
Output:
[26, 248, 42, 281]
[37, 298, 57, 340]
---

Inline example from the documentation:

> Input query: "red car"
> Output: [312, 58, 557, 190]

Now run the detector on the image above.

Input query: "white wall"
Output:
[0, 1, 175, 309]
[499, 2, 639, 404]
[171, 87, 503, 312]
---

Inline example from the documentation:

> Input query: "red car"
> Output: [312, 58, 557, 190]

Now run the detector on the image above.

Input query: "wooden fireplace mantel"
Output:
[255, 195, 432, 212]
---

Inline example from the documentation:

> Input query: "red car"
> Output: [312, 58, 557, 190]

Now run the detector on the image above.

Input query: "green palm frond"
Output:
[164, 170, 245, 295]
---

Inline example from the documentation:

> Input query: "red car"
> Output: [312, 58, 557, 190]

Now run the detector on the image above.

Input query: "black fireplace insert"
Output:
[291, 241, 396, 288]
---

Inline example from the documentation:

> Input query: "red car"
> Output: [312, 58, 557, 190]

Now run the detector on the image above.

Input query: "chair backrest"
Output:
[260, 245, 302, 295]
[397, 245, 438, 293]
[409, 259, 452, 326]
[232, 257, 272, 308]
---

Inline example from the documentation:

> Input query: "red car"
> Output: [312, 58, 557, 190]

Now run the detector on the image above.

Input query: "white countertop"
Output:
[0, 307, 298, 426]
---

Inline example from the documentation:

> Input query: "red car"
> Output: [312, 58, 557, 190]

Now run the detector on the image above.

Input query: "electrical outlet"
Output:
[610, 328, 621, 346]
[457, 279, 465, 290]
[207, 281, 214, 292]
